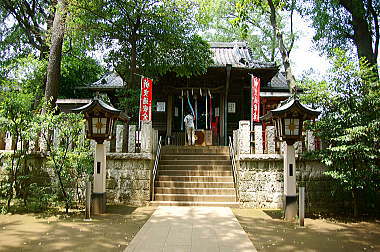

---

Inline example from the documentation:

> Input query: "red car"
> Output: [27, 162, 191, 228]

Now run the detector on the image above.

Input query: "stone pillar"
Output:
[28, 139, 36, 152]
[233, 130, 239, 155]
[92, 143, 107, 214]
[294, 141, 303, 155]
[115, 125, 124, 153]
[16, 139, 22, 151]
[254, 124, 263, 154]
[266, 126, 276, 154]
[238, 121, 250, 154]
[280, 141, 286, 154]
[39, 132, 47, 152]
[128, 125, 136, 153]
[5, 132, 13, 150]
[53, 128, 60, 150]
[141, 121, 153, 153]
[90, 140, 96, 150]
[307, 130, 315, 151]
[167, 96, 173, 138]
[105, 140, 111, 153]
[284, 144, 297, 220]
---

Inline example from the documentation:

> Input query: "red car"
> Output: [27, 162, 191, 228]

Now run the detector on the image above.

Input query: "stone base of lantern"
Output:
[284, 195, 297, 221]
[92, 193, 106, 214]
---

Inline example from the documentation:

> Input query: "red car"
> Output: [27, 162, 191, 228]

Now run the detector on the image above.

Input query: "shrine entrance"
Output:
[170, 90, 221, 146]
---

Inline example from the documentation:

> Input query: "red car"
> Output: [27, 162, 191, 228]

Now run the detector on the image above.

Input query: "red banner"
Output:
[251, 76, 260, 124]
[139, 77, 153, 121]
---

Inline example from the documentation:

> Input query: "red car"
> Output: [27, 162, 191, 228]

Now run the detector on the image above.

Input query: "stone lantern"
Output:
[73, 99, 128, 214]
[262, 96, 320, 220]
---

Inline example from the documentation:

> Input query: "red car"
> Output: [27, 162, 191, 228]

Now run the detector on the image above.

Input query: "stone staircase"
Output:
[151, 146, 239, 207]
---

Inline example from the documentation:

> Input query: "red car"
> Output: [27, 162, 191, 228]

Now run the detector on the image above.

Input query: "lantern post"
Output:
[73, 99, 128, 214]
[261, 96, 320, 220]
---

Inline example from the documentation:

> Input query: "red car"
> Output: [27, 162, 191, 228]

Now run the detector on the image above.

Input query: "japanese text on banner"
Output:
[251, 76, 260, 124]
[139, 77, 153, 121]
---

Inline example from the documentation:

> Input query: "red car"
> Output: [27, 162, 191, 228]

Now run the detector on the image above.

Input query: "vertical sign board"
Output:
[139, 77, 153, 122]
[251, 76, 261, 126]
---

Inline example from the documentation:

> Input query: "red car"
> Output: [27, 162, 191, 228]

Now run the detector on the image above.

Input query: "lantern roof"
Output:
[72, 98, 129, 122]
[261, 96, 321, 121]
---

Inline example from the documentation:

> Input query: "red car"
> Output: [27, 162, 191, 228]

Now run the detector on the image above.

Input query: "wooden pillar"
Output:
[220, 94, 225, 145]
[224, 64, 232, 146]
[167, 95, 173, 138]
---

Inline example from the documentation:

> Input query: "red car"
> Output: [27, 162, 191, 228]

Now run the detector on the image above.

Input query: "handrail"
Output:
[228, 136, 240, 201]
[151, 136, 162, 201]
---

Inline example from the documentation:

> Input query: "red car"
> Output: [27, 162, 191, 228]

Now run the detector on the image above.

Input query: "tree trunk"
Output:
[339, 0, 379, 78]
[45, 0, 66, 105]
[267, 0, 297, 94]
[352, 189, 359, 218]
[129, 38, 137, 89]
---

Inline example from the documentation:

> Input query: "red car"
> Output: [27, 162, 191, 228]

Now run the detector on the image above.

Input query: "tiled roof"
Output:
[269, 72, 288, 89]
[209, 42, 276, 69]
[87, 72, 125, 89]
[85, 42, 276, 89]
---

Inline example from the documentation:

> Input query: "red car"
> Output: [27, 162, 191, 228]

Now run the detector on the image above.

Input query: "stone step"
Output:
[158, 170, 232, 176]
[157, 175, 233, 182]
[150, 201, 240, 207]
[158, 165, 231, 171]
[161, 146, 229, 154]
[155, 181, 235, 188]
[159, 160, 231, 166]
[160, 154, 230, 161]
[155, 187, 236, 195]
[154, 193, 236, 202]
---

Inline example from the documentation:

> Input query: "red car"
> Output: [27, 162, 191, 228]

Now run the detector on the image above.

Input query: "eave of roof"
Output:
[261, 97, 321, 121]
[209, 41, 277, 70]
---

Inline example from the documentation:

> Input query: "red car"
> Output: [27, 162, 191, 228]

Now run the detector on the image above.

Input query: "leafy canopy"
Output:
[69, 0, 213, 84]
[301, 49, 380, 196]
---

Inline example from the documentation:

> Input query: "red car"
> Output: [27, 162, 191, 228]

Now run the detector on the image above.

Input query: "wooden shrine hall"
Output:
[80, 42, 291, 146]
[152, 42, 291, 146]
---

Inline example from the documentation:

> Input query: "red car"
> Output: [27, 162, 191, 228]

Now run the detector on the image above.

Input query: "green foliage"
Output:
[117, 88, 141, 124]
[198, 0, 298, 63]
[0, 79, 36, 210]
[35, 102, 93, 213]
[299, 0, 350, 54]
[69, 0, 213, 85]
[0, 79, 93, 213]
[0, 0, 51, 72]
[301, 0, 379, 65]
[300, 49, 380, 214]
[60, 44, 105, 98]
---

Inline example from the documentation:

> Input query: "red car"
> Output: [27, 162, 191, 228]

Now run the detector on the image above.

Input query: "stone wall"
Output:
[238, 155, 283, 208]
[237, 155, 350, 214]
[106, 153, 152, 206]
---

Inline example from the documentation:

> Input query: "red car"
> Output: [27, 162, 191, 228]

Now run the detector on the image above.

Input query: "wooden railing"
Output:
[228, 136, 240, 201]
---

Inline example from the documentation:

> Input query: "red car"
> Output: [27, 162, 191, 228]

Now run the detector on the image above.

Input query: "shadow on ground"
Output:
[0, 205, 156, 252]
[233, 208, 380, 252]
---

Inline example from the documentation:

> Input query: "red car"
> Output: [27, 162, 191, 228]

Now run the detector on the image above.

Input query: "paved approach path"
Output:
[125, 206, 256, 252]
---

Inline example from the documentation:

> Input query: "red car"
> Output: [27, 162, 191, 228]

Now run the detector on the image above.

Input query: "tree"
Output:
[60, 49, 105, 98]
[267, 0, 297, 93]
[0, 81, 35, 210]
[302, 0, 379, 77]
[0, 0, 52, 62]
[197, 0, 280, 62]
[70, 0, 213, 89]
[35, 103, 92, 213]
[0, 0, 103, 103]
[45, 0, 67, 103]
[226, 0, 298, 93]
[301, 49, 380, 216]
